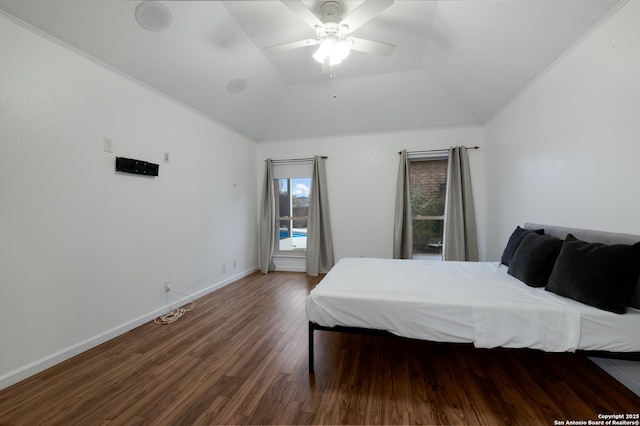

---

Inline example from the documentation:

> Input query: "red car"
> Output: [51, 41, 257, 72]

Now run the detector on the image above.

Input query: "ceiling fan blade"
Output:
[348, 37, 396, 57]
[340, 0, 394, 33]
[281, 0, 323, 30]
[264, 39, 320, 53]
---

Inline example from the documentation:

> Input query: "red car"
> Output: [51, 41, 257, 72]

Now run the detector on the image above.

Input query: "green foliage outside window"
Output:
[411, 184, 445, 254]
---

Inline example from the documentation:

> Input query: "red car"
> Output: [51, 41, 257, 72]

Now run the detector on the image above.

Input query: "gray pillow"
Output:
[508, 233, 563, 287]
[501, 226, 544, 266]
[546, 234, 640, 314]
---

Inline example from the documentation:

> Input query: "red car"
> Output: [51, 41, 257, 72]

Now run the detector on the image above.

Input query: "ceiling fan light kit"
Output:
[312, 37, 351, 65]
[266, 0, 395, 69]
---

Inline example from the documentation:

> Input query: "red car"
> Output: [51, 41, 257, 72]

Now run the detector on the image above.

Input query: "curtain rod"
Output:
[398, 146, 480, 155]
[268, 156, 328, 163]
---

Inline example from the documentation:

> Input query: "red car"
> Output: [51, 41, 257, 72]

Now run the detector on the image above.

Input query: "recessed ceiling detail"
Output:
[0, 0, 625, 141]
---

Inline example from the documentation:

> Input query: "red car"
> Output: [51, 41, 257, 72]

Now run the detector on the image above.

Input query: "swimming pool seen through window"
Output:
[276, 177, 311, 253]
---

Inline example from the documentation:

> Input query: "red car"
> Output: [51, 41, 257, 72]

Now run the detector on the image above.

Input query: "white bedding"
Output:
[305, 257, 640, 352]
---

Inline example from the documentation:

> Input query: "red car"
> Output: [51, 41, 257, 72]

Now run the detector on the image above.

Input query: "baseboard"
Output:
[191, 267, 258, 300]
[590, 357, 640, 396]
[0, 266, 258, 391]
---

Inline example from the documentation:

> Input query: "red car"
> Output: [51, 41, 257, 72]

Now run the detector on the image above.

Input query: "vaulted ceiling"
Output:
[0, 0, 623, 141]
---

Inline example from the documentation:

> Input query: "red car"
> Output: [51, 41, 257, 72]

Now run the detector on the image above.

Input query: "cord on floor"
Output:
[154, 290, 195, 325]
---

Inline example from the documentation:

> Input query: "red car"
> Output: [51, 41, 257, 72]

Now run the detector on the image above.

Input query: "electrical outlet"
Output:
[221, 264, 226, 274]
[164, 281, 171, 293]
[233, 260, 237, 269]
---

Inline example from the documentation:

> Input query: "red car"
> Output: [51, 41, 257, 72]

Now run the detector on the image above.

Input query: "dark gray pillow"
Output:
[546, 234, 640, 314]
[501, 226, 545, 266]
[508, 232, 563, 287]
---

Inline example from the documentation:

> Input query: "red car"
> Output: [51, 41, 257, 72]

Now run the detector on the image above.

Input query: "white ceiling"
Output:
[0, 0, 623, 141]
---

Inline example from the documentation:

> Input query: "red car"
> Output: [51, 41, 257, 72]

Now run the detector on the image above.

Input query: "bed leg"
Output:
[308, 321, 315, 374]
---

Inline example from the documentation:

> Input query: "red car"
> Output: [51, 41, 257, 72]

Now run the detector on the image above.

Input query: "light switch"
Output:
[103, 137, 113, 153]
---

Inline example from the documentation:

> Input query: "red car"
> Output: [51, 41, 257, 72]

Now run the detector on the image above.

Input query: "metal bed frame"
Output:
[307, 224, 640, 373]
[307, 321, 640, 374]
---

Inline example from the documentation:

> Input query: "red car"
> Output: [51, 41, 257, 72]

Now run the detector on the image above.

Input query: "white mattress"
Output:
[305, 258, 640, 352]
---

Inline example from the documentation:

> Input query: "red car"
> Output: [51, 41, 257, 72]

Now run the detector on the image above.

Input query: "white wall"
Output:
[485, 0, 640, 259]
[485, 0, 640, 395]
[0, 15, 257, 388]
[257, 126, 486, 270]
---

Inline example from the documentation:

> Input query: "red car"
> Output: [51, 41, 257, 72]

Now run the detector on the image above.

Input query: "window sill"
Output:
[273, 252, 306, 259]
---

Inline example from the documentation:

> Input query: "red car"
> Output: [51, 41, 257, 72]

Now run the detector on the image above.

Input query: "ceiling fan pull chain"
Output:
[331, 65, 337, 99]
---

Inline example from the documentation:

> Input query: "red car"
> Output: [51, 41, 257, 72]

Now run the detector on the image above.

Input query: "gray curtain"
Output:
[443, 147, 479, 261]
[393, 150, 413, 259]
[306, 156, 334, 276]
[258, 159, 276, 274]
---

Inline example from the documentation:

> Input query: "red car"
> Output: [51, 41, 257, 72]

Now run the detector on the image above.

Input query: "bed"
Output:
[305, 224, 640, 373]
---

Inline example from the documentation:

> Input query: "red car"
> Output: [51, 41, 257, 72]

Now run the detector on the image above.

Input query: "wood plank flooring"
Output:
[0, 271, 638, 425]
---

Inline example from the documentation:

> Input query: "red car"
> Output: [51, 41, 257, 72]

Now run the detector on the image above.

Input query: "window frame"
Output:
[272, 160, 313, 257]
[408, 153, 449, 260]
[275, 178, 310, 256]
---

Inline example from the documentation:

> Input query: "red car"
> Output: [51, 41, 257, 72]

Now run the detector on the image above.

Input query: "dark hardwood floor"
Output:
[0, 271, 638, 425]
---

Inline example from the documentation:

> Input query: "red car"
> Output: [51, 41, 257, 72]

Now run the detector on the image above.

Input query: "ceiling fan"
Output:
[265, 0, 396, 69]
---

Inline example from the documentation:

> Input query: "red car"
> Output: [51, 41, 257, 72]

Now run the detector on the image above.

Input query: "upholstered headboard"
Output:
[525, 223, 640, 309]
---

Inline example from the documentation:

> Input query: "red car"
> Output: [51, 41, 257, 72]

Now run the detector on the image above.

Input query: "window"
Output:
[273, 161, 313, 254]
[276, 177, 311, 252]
[408, 156, 448, 260]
